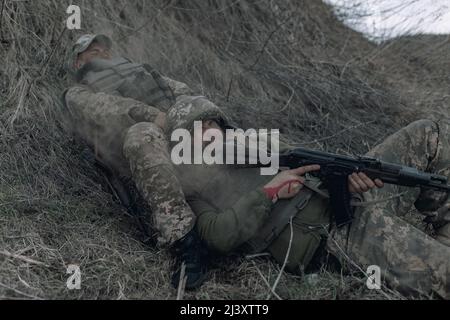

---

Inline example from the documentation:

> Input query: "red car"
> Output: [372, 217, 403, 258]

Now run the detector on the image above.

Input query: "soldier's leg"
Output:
[415, 119, 450, 211]
[327, 119, 450, 298]
[123, 122, 195, 245]
[416, 119, 450, 246]
[123, 122, 209, 289]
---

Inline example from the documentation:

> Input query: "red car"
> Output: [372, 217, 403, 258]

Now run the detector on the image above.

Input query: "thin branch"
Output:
[249, 13, 295, 70]
[118, 0, 176, 41]
[250, 260, 282, 301]
[226, 75, 234, 102]
[0, 0, 6, 41]
[0, 250, 49, 267]
[266, 217, 294, 300]
[176, 263, 187, 300]
[0, 282, 43, 300]
[245, 253, 271, 260]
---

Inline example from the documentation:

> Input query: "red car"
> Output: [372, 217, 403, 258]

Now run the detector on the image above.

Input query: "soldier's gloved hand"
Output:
[348, 172, 384, 194]
[263, 165, 321, 202]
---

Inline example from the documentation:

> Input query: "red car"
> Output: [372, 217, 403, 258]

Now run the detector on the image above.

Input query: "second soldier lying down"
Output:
[62, 34, 212, 289]
[135, 96, 450, 298]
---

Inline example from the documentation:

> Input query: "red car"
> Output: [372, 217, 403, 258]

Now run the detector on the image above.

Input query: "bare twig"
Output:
[279, 85, 295, 112]
[245, 253, 271, 260]
[0, 0, 6, 41]
[226, 75, 234, 102]
[250, 260, 282, 301]
[249, 13, 295, 69]
[0, 250, 49, 268]
[118, 0, 176, 41]
[176, 263, 187, 300]
[266, 217, 294, 300]
[0, 282, 43, 300]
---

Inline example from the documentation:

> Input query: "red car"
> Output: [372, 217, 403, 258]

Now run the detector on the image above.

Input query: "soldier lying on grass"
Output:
[145, 96, 448, 298]
[61, 34, 212, 289]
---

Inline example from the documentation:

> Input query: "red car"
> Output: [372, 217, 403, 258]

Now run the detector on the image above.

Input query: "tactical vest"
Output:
[76, 57, 176, 111]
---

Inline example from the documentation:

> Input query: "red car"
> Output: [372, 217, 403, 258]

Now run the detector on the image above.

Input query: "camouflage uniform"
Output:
[122, 121, 195, 245]
[328, 119, 450, 298]
[120, 95, 231, 244]
[163, 98, 450, 298]
[63, 35, 198, 246]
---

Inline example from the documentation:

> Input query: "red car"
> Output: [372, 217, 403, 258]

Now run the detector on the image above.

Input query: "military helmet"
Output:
[166, 95, 231, 133]
[68, 34, 113, 74]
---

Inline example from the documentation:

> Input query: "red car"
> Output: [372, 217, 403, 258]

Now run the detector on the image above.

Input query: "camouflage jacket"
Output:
[62, 73, 193, 177]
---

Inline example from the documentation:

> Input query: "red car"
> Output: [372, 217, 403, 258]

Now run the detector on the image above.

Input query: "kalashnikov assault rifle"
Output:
[277, 147, 450, 227]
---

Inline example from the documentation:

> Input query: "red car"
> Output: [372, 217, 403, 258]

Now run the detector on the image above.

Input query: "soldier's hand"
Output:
[348, 172, 384, 194]
[263, 165, 321, 202]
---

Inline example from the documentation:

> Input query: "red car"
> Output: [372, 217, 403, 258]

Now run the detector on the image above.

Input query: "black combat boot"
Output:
[171, 230, 209, 290]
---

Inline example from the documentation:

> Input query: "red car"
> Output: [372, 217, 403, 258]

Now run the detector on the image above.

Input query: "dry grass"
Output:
[0, 0, 444, 300]
[371, 34, 450, 121]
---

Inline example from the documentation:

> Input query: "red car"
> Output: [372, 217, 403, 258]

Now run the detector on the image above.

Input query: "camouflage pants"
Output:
[327, 119, 450, 299]
[123, 122, 195, 246]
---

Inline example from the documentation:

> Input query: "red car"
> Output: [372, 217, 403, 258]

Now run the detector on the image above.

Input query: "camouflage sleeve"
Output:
[63, 86, 163, 174]
[162, 76, 194, 97]
[189, 189, 273, 254]
[64, 86, 162, 124]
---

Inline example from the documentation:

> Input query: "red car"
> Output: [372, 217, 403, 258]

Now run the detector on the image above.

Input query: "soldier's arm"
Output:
[162, 76, 194, 97]
[64, 85, 163, 124]
[188, 189, 273, 254]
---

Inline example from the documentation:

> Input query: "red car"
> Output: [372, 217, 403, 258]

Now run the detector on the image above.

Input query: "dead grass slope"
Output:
[372, 34, 450, 120]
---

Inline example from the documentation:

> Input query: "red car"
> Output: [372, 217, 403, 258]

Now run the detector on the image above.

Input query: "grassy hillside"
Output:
[373, 34, 450, 120]
[0, 0, 443, 299]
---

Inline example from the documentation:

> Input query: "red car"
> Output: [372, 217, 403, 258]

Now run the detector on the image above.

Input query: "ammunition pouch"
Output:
[246, 176, 325, 253]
